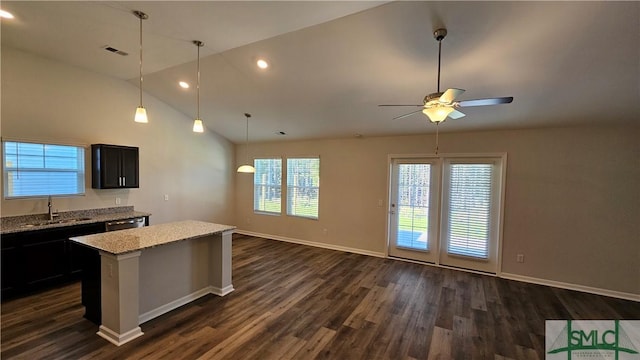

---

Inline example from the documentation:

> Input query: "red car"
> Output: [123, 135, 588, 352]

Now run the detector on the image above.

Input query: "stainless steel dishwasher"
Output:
[105, 217, 146, 231]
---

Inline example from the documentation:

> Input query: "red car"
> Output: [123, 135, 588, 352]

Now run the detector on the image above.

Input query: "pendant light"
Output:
[237, 113, 255, 173]
[192, 40, 205, 133]
[133, 10, 149, 123]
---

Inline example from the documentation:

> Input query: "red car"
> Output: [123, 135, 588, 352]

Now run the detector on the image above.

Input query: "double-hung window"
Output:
[286, 158, 320, 219]
[3, 141, 86, 199]
[253, 158, 282, 214]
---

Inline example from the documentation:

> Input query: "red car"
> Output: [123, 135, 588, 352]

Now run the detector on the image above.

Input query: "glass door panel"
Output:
[388, 159, 439, 263]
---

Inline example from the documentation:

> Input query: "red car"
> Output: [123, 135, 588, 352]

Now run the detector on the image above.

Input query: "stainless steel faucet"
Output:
[48, 195, 58, 221]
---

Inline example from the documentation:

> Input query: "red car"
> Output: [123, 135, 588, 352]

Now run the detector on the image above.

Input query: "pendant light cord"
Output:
[245, 115, 250, 163]
[196, 43, 200, 119]
[139, 14, 143, 106]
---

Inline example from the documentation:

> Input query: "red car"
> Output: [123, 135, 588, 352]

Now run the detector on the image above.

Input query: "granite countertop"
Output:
[0, 206, 151, 234]
[70, 220, 235, 255]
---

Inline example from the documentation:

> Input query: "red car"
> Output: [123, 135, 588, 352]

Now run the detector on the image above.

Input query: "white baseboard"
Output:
[236, 230, 639, 302]
[500, 272, 639, 302]
[211, 285, 235, 296]
[235, 230, 386, 258]
[138, 286, 215, 324]
[97, 325, 144, 347]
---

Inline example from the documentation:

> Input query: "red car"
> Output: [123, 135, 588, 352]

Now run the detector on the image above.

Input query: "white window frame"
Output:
[253, 158, 282, 215]
[286, 157, 320, 220]
[2, 140, 86, 199]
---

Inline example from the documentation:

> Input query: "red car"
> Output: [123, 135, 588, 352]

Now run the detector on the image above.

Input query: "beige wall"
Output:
[235, 126, 640, 295]
[1, 47, 235, 225]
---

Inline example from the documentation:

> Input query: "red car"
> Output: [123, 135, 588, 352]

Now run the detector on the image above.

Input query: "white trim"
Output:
[211, 285, 235, 296]
[235, 230, 385, 258]
[500, 272, 640, 302]
[138, 286, 216, 324]
[97, 325, 143, 347]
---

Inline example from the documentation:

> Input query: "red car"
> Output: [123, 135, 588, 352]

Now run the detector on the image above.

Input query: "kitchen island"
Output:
[70, 220, 235, 346]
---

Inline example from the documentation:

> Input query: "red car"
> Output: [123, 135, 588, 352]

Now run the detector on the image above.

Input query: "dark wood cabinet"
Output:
[91, 144, 139, 189]
[1, 233, 22, 295]
[0, 222, 104, 300]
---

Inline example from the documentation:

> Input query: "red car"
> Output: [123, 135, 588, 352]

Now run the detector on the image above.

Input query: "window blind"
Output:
[253, 158, 282, 214]
[446, 163, 493, 259]
[286, 158, 320, 219]
[3, 141, 85, 198]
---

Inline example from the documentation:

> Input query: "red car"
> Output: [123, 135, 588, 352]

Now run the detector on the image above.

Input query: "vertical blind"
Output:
[3, 141, 85, 198]
[253, 158, 282, 214]
[286, 158, 320, 219]
[446, 163, 493, 259]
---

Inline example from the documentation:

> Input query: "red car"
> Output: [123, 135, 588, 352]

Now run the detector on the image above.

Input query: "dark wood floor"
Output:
[2, 234, 639, 359]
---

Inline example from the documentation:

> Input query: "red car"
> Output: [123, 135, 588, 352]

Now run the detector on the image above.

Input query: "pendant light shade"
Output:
[192, 119, 204, 133]
[193, 40, 204, 133]
[237, 113, 255, 173]
[237, 165, 255, 173]
[133, 10, 148, 123]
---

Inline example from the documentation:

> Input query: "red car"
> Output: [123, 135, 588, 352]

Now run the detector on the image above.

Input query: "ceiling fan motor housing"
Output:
[424, 92, 444, 106]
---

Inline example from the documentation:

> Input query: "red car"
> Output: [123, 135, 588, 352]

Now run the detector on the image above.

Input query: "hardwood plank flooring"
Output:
[2, 234, 639, 359]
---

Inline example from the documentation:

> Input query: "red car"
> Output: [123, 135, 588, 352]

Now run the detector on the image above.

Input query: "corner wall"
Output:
[1, 47, 235, 226]
[235, 126, 640, 296]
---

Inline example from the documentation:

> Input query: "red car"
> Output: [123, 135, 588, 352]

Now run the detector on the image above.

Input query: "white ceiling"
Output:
[2, 1, 639, 143]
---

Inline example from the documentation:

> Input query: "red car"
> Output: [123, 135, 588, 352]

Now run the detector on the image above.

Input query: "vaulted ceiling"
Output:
[2, 1, 638, 143]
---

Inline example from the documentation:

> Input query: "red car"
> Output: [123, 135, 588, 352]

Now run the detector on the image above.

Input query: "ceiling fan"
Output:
[379, 28, 513, 123]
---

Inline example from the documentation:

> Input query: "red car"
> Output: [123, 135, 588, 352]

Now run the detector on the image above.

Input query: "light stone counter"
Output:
[70, 220, 235, 346]
[70, 220, 235, 254]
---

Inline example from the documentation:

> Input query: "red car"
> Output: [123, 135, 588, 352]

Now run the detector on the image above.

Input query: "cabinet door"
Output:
[23, 239, 67, 286]
[1, 234, 23, 297]
[101, 145, 123, 188]
[66, 223, 104, 276]
[120, 146, 139, 188]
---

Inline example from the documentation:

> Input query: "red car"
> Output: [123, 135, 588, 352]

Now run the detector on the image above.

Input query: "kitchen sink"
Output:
[21, 217, 93, 228]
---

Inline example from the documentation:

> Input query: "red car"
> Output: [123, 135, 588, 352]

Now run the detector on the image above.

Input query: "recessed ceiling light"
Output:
[179, 81, 190, 89]
[0, 9, 15, 19]
[256, 59, 269, 69]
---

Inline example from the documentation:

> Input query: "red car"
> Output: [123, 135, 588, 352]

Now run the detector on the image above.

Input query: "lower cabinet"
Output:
[1, 223, 105, 300]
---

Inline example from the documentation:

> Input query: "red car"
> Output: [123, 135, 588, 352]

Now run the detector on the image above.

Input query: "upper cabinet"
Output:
[91, 144, 139, 189]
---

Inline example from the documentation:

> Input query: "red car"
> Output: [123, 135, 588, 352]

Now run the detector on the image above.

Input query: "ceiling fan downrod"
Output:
[433, 28, 447, 94]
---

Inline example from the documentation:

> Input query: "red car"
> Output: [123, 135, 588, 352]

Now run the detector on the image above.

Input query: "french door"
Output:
[388, 159, 440, 263]
[388, 155, 504, 273]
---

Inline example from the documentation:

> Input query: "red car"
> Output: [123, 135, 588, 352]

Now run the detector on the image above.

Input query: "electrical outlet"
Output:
[164, 194, 169, 201]
[516, 254, 524, 263]
[378, 199, 383, 207]
[323, 228, 328, 236]
[246, 217, 251, 224]
[115, 197, 121, 205]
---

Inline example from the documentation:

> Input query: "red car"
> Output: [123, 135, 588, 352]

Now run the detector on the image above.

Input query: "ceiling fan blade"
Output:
[448, 109, 466, 119]
[439, 88, 465, 104]
[456, 96, 514, 107]
[392, 109, 423, 120]
[378, 104, 422, 107]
